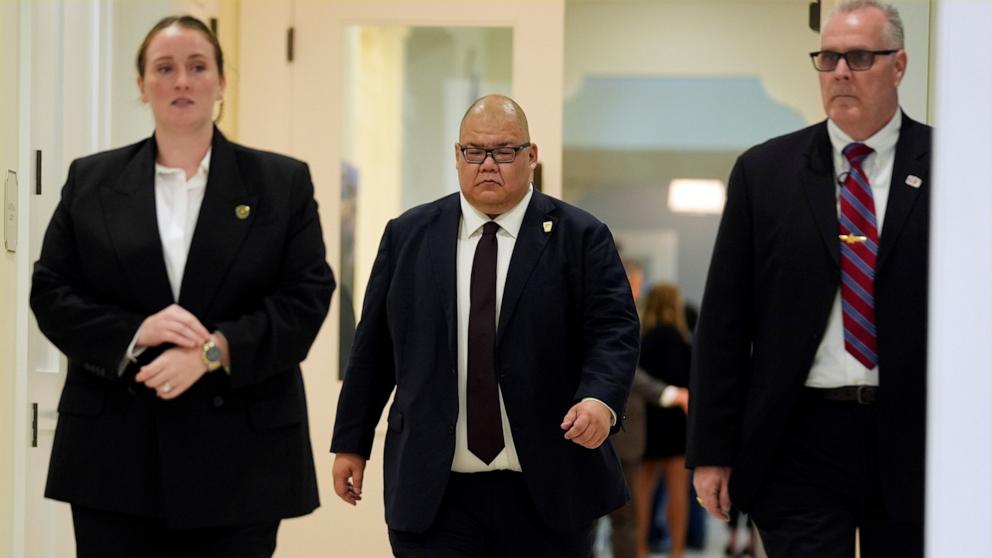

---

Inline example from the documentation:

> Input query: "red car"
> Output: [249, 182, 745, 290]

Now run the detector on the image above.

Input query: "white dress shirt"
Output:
[451, 186, 533, 473]
[121, 150, 211, 370]
[806, 110, 901, 388]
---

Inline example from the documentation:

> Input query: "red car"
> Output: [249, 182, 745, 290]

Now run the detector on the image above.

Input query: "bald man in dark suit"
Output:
[331, 95, 640, 557]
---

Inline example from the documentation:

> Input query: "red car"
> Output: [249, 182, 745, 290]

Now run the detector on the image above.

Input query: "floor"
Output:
[594, 514, 765, 558]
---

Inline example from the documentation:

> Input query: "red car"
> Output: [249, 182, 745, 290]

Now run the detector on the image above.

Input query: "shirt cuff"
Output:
[117, 328, 147, 376]
[659, 385, 680, 408]
[581, 397, 617, 426]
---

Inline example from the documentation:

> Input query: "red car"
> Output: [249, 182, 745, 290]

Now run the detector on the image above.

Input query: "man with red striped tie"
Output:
[687, 2, 930, 557]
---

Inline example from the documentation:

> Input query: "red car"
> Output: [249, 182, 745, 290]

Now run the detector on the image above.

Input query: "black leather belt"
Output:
[806, 385, 878, 405]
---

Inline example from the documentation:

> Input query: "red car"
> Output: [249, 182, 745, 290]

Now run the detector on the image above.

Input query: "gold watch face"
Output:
[203, 341, 222, 370]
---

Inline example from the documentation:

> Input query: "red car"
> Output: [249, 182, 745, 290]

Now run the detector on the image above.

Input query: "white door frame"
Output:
[12, 1, 114, 556]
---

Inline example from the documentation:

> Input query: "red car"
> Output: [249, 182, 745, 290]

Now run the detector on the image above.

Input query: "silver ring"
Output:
[162, 381, 173, 393]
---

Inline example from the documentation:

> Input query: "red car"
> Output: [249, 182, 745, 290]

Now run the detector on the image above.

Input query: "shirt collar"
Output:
[827, 109, 901, 157]
[459, 185, 534, 239]
[155, 149, 212, 179]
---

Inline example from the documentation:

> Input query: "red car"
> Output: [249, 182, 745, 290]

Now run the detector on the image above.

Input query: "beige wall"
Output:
[0, 0, 19, 553]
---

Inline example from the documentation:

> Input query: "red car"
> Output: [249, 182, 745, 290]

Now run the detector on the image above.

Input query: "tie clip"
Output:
[839, 234, 867, 245]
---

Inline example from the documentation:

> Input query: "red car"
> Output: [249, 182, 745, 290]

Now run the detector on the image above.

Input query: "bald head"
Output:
[459, 95, 530, 143]
[455, 94, 537, 217]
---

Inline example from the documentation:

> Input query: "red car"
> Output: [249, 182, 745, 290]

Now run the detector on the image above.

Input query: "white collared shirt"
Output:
[155, 150, 212, 301]
[121, 150, 211, 371]
[806, 110, 901, 388]
[451, 186, 533, 473]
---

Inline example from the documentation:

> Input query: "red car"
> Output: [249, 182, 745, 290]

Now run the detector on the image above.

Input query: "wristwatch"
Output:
[202, 339, 223, 372]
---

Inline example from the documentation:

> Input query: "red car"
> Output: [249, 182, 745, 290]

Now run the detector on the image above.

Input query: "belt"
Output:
[806, 385, 878, 405]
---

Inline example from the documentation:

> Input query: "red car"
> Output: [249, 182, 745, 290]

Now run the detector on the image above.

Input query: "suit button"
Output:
[126, 386, 137, 396]
[451, 367, 456, 376]
[212, 396, 225, 408]
[448, 424, 455, 434]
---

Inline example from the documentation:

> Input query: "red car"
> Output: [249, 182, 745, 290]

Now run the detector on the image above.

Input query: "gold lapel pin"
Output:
[235, 205, 251, 220]
[543, 221, 553, 233]
[839, 234, 868, 245]
[905, 175, 923, 188]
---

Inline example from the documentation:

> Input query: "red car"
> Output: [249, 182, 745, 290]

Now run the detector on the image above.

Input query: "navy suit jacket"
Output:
[331, 190, 640, 533]
[686, 114, 931, 523]
[30, 130, 335, 528]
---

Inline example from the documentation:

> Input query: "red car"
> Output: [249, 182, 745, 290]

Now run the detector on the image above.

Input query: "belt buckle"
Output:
[856, 385, 871, 405]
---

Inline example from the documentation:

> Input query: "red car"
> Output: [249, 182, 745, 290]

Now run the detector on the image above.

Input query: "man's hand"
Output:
[137, 304, 211, 349]
[560, 400, 612, 449]
[134, 346, 208, 399]
[693, 465, 732, 521]
[332, 453, 367, 506]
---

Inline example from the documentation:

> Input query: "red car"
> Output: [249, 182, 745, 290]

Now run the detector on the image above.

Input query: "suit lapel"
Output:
[800, 122, 841, 266]
[877, 115, 928, 271]
[496, 191, 555, 346]
[426, 194, 461, 359]
[100, 137, 174, 311]
[178, 130, 259, 317]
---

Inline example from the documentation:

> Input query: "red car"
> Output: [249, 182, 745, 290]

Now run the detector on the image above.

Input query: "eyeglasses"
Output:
[459, 143, 531, 164]
[809, 49, 899, 71]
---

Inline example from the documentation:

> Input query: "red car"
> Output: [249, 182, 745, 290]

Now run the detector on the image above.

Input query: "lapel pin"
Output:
[235, 205, 251, 220]
[905, 175, 923, 188]
[543, 221, 553, 233]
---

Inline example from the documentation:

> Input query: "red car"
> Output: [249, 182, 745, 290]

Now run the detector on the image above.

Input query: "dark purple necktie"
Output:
[467, 221, 504, 464]
[839, 142, 879, 369]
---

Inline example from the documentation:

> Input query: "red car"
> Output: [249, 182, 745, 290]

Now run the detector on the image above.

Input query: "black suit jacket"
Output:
[686, 114, 930, 523]
[330, 190, 640, 533]
[30, 130, 335, 528]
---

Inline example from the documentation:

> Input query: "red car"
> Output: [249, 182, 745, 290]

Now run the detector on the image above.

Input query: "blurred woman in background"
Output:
[634, 283, 692, 558]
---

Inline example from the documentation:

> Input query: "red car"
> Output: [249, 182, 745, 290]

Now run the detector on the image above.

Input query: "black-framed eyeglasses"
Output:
[459, 143, 531, 164]
[809, 49, 899, 71]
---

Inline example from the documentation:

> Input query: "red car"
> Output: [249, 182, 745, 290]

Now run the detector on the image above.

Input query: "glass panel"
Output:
[338, 25, 512, 377]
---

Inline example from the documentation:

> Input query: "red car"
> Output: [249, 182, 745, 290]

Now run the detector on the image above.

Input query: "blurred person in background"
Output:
[635, 283, 692, 558]
[610, 262, 688, 558]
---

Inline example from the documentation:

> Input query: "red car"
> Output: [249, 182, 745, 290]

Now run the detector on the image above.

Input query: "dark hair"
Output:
[136, 15, 224, 78]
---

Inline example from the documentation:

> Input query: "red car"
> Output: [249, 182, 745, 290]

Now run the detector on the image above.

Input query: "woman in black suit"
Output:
[634, 283, 692, 558]
[30, 16, 334, 558]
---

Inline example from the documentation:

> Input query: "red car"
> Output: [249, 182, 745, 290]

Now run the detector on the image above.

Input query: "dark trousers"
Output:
[71, 505, 280, 558]
[388, 471, 595, 558]
[748, 392, 922, 558]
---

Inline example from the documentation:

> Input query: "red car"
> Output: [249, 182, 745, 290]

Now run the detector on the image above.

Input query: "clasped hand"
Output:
[133, 304, 212, 399]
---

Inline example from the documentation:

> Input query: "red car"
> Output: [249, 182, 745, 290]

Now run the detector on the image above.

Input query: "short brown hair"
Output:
[136, 15, 224, 78]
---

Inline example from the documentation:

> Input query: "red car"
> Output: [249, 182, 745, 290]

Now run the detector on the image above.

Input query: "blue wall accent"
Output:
[564, 76, 808, 150]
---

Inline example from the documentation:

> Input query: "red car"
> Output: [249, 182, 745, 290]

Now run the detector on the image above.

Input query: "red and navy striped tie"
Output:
[839, 142, 879, 369]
